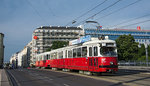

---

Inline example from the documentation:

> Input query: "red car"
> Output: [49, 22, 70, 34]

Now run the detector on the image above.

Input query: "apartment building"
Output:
[31, 26, 84, 64]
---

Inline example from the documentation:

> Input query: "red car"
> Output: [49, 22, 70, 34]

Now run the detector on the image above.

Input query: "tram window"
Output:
[68, 50, 72, 58]
[94, 46, 98, 56]
[51, 53, 55, 59]
[58, 52, 60, 59]
[48, 54, 50, 59]
[40, 56, 42, 60]
[82, 47, 87, 57]
[73, 49, 77, 58]
[89, 47, 92, 56]
[65, 50, 67, 58]
[59, 51, 63, 59]
[77, 48, 81, 57]
[51, 53, 53, 59]
[43, 56, 44, 60]
[54, 52, 57, 59]
[100, 47, 117, 56]
[36, 57, 38, 61]
[44, 55, 47, 60]
[46, 54, 49, 60]
[42, 55, 45, 60]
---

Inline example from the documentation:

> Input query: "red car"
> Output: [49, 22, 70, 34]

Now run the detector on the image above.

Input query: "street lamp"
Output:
[145, 40, 149, 66]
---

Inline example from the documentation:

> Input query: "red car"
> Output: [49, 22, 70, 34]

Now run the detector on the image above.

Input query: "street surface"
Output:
[6, 67, 150, 86]
[6, 69, 116, 86]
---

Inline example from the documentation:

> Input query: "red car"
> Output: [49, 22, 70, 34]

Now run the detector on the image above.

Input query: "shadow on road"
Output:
[98, 69, 150, 76]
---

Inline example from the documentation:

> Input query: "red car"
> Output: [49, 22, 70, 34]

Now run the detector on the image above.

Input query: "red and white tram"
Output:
[35, 36, 118, 74]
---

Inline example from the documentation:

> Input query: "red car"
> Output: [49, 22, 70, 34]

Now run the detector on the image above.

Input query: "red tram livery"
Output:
[35, 36, 118, 74]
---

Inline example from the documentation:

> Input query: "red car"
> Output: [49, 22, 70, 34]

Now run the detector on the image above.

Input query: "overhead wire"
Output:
[110, 13, 150, 28]
[95, 0, 142, 21]
[72, 0, 122, 27]
[26, 0, 49, 25]
[65, 0, 108, 26]
[116, 19, 150, 28]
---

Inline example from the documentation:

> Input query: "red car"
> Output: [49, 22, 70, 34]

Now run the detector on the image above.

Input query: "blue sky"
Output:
[0, 0, 150, 62]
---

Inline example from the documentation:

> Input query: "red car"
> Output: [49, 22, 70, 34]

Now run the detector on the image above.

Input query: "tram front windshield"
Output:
[100, 46, 117, 57]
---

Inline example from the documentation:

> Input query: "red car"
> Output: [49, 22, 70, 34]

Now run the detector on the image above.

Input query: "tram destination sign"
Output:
[69, 35, 91, 45]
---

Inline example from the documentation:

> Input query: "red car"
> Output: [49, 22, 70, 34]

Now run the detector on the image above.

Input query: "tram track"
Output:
[35, 68, 150, 86]
[7, 68, 115, 86]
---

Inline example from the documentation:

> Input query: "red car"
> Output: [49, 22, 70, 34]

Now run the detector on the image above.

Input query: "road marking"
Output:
[49, 78, 53, 80]
[140, 72, 150, 75]
[43, 76, 53, 81]
[63, 84, 69, 86]
[36, 68, 144, 86]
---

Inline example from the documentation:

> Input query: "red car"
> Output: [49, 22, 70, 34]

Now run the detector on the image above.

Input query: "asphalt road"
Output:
[6, 69, 119, 86]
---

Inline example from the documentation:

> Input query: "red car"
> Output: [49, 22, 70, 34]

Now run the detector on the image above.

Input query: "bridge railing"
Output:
[118, 61, 150, 66]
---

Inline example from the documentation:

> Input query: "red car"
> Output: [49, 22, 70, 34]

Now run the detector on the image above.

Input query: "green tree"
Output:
[135, 44, 150, 61]
[116, 34, 139, 61]
[46, 41, 69, 51]
[148, 45, 150, 61]
[148, 45, 150, 57]
[138, 44, 145, 58]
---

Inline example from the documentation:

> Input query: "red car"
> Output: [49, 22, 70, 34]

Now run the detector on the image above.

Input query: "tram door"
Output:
[88, 46, 99, 71]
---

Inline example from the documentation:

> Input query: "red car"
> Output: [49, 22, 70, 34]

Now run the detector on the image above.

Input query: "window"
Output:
[65, 50, 67, 58]
[51, 52, 57, 59]
[94, 46, 98, 56]
[58, 51, 63, 59]
[44, 55, 47, 60]
[40, 56, 42, 60]
[54, 52, 57, 59]
[77, 48, 81, 57]
[100, 47, 117, 56]
[46, 54, 49, 60]
[68, 50, 72, 58]
[73, 49, 77, 58]
[82, 47, 87, 57]
[89, 47, 92, 56]
[48, 54, 50, 59]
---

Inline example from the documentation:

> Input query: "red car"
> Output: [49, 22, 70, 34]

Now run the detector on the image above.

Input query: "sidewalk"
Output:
[0, 69, 10, 86]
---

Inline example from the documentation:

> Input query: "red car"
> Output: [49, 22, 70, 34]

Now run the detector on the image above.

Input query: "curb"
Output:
[5, 70, 21, 86]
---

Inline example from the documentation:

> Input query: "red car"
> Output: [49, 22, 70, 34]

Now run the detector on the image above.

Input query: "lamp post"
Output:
[145, 40, 148, 66]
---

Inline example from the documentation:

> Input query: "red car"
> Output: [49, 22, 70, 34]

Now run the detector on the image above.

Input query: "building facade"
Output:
[0, 33, 4, 68]
[31, 26, 84, 64]
[10, 53, 18, 68]
[84, 28, 150, 45]
[10, 42, 32, 68]
[26, 41, 33, 67]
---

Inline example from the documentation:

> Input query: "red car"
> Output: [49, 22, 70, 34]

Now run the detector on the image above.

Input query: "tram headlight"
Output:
[110, 62, 114, 65]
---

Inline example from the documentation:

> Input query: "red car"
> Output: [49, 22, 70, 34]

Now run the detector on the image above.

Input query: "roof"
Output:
[37, 26, 82, 30]
[83, 38, 115, 45]
[85, 28, 150, 32]
[0, 33, 4, 36]
[113, 28, 150, 32]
